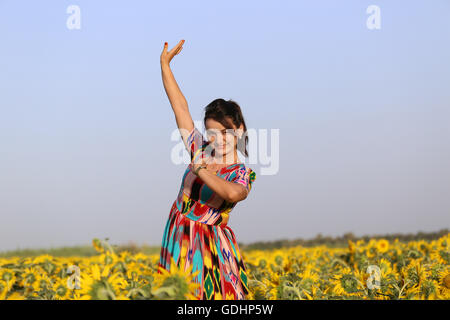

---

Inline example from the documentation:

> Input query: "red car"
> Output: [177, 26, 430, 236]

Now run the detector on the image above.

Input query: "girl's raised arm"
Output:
[160, 39, 194, 149]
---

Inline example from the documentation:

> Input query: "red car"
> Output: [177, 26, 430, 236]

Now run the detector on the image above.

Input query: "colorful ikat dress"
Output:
[158, 126, 256, 300]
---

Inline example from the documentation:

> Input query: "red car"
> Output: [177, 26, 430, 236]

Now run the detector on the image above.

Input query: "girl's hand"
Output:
[160, 39, 185, 66]
[191, 162, 204, 176]
[191, 156, 213, 176]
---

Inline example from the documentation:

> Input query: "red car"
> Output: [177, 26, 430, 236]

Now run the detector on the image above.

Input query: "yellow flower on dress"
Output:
[225, 292, 235, 299]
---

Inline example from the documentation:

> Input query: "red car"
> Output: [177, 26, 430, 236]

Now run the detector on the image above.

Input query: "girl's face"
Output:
[205, 118, 242, 161]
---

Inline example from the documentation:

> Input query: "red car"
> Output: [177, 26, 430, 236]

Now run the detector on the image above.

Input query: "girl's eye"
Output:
[206, 129, 236, 138]
[207, 130, 222, 136]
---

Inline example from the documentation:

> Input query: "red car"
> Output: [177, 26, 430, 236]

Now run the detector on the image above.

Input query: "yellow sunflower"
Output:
[51, 278, 72, 300]
[331, 267, 363, 297]
[406, 259, 430, 289]
[437, 268, 450, 299]
[152, 257, 201, 300]
[20, 267, 41, 293]
[378, 258, 393, 277]
[376, 239, 389, 254]
[269, 270, 280, 286]
[0, 268, 16, 291]
[5, 291, 25, 300]
[32, 254, 54, 264]
[0, 280, 8, 300]
[76, 264, 127, 300]
[92, 238, 105, 253]
[348, 240, 356, 255]
[35, 272, 52, 291]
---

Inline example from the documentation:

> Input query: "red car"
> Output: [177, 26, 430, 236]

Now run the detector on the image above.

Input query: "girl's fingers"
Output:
[162, 42, 169, 56]
[168, 47, 177, 55]
[164, 39, 184, 56]
[172, 44, 183, 56]
[175, 40, 185, 52]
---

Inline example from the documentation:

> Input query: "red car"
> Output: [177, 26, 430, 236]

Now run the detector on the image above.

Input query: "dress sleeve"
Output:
[231, 165, 256, 193]
[185, 126, 208, 163]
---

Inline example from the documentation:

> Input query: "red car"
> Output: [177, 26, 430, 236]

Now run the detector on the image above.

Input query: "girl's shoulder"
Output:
[230, 163, 256, 184]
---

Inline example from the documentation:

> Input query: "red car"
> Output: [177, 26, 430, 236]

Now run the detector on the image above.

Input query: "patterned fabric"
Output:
[158, 126, 256, 300]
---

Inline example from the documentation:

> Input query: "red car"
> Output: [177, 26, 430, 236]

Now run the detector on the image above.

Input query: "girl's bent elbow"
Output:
[227, 188, 247, 203]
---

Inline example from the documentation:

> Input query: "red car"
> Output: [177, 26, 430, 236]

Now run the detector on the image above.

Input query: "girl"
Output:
[158, 39, 256, 300]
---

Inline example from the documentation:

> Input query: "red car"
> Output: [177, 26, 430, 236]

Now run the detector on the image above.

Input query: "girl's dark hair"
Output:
[204, 98, 249, 157]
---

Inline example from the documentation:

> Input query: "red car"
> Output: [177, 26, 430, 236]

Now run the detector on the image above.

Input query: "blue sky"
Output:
[0, 0, 449, 251]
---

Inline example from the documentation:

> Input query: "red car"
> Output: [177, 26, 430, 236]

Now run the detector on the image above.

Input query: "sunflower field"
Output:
[0, 234, 449, 300]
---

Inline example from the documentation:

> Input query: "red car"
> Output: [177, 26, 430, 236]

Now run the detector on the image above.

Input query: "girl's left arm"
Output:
[196, 169, 248, 203]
